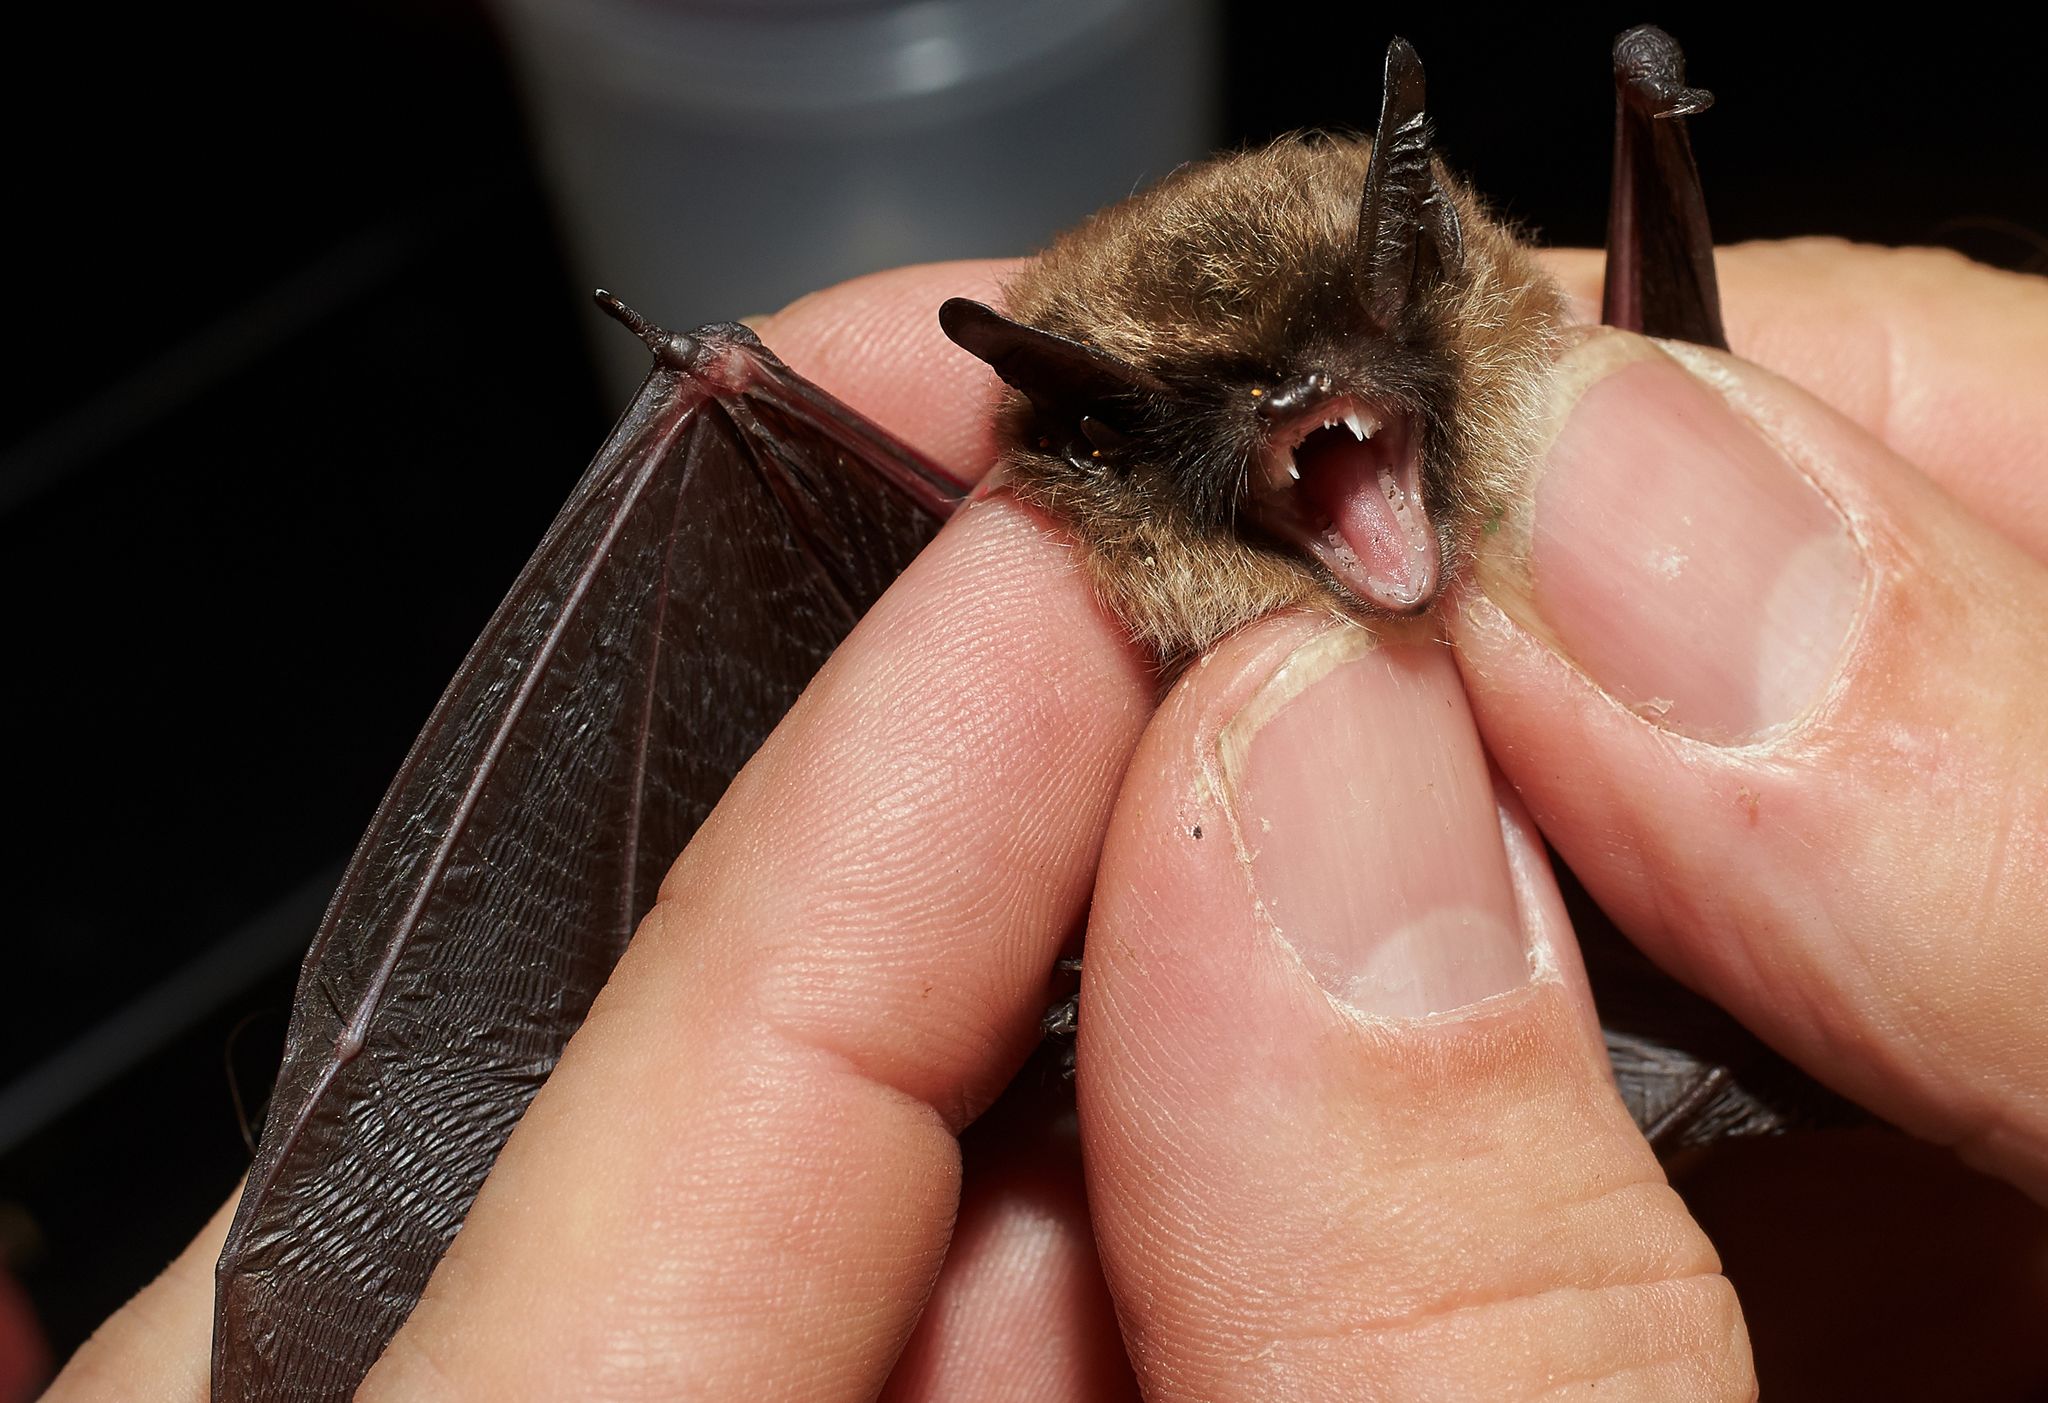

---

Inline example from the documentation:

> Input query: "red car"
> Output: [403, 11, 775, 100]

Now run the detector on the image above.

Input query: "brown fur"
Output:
[991, 135, 1566, 659]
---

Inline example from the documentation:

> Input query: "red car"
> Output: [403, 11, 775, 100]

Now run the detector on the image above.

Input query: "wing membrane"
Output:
[213, 318, 960, 1402]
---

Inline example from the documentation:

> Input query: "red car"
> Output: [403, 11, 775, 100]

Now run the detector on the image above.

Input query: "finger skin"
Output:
[1547, 241, 2048, 563]
[878, 1078, 1138, 1403]
[1081, 614, 1750, 1401]
[759, 259, 1015, 481]
[781, 259, 1140, 1403]
[1453, 342, 2048, 1196]
[39, 1192, 234, 1403]
[355, 493, 1148, 1400]
[41, 260, 1094, 1402]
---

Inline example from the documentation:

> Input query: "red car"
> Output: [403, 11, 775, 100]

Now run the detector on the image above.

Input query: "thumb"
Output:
[1078, 615, 1753, 1400]
[1450, 329, 2048, 1197]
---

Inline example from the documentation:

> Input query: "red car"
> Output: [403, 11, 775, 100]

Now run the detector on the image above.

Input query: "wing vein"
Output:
[248, 411, 690, 1215]
[724, 397, 864, 626]
[619, 419, 699, 938]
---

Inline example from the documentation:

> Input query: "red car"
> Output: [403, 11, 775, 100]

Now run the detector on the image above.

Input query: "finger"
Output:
[758, 258, 1022, 481]
[1452, 329, 2048, 1197]
[355, 488, 1149, 1397]
[880, 1075, 1137, 1403]
[47, 267, 1029, 1403]
[56, 260, 1054, 1403]
[1081, 614, 1750, 1400]
[1543, 241, 2048, 562]
[40, 1189, 234, 1403]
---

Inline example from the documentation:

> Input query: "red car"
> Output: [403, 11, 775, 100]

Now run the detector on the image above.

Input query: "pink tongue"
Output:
[1297, 429, 1442, 613]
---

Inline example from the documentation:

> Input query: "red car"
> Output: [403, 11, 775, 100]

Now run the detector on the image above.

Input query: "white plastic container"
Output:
[493, 0, 1220, 391]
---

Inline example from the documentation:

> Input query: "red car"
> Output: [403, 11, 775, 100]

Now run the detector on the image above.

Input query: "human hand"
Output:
[1071, 241, 2048, 1399]
[47, 243, 2048, 1400]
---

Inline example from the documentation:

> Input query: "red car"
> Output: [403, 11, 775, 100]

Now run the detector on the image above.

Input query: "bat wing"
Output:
[212, 301, 960, 1403]
[1593, 29, 1860, 1149]
[1601, 24, 1728, 351]
[1564, 872, 1857, 1153]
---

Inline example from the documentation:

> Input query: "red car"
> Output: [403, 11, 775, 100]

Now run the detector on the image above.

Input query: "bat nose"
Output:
[1255, 370, 1336, 420]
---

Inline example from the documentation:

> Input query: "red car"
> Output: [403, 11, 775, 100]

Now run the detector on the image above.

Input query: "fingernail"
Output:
[1218, 626, 1531, 1019]
[1483, 335, 1866, 743]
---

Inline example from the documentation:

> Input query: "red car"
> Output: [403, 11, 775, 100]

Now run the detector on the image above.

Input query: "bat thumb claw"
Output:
[593, 290, 699, 366]
[1613, 24, 1716, 118]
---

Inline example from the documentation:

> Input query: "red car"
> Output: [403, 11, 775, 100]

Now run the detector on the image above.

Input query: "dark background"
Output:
[4, 0, 2042, 1380]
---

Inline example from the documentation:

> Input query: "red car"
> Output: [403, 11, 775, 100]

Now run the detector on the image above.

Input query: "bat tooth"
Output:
[1345, 410, 1371, 441]
[1260, 445, 1303, 493]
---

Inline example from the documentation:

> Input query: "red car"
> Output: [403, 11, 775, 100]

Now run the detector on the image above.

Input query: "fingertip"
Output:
[752, 259, 1025, 480]
[1542, 240, 2048, 562]
[1451, 331, 2048, 1193]
[1080, 613, 1727, 1396]
[1538, 247, 1604, 325]
[1078, 613, 1345, 1105]
[881, 1079, 1136, 1403]
[362, 496, 1155, 1402]
[40, 1187, 235, 1403]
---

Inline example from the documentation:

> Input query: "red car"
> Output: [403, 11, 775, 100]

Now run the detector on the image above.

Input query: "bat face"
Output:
[944, 44, 1566, 658]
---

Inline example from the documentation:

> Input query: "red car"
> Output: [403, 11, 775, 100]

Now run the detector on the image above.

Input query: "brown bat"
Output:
[212, 25, 1847, 1401]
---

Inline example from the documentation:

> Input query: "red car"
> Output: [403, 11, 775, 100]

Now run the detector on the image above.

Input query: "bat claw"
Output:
[1613, 24, 1715, 118]
[1603, 25, 1727, 349]
[594, 289, 699, 366]
[1040, 950, 1083, 1083]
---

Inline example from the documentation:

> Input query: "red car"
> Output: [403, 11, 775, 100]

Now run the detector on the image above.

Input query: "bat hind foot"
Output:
[1039, 953, 1083, 1081]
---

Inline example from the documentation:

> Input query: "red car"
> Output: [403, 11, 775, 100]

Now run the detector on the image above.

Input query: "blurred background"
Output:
[3, 2, 2042, 1394]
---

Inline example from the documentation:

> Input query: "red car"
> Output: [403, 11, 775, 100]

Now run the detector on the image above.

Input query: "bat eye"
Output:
[1074, 413, 1135, 469]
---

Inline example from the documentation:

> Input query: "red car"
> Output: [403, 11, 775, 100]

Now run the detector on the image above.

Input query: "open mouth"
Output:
[1247, 394, 1442, 615]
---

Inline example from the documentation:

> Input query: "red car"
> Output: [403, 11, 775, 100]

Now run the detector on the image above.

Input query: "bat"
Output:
[212, 26, 1846, 1400]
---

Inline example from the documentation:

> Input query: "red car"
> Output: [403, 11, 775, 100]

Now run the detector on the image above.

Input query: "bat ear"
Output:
[940, 298, 1167, 432]
[1355, 37, 1465, 329]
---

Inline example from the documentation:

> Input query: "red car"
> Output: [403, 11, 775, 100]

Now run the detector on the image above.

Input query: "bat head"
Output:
[942, 38, 1565, 658]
